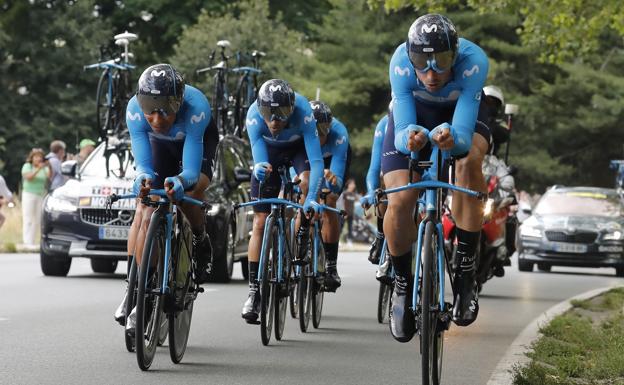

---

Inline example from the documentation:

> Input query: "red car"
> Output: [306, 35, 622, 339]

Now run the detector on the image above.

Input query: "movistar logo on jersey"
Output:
[375, 129, 383, 138]
[151, 70, 166, 77]
[246, 118, 258, 126]
[335, 135, 346, 145]
[462, 65, 480, 78]
[421, 24, 437, 33]
[394, 66, 411, 77]
[475, 91, 482, 101]
[268, 85, 282, 92]
[126, 110, 141, 121]
[190, 112, 206, 124]
[304, 112, 315, 124]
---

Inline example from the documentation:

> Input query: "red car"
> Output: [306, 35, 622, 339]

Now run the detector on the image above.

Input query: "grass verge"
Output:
[513, 287, 624, 385]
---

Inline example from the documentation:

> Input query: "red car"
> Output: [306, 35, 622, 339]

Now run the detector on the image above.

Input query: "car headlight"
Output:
[206, 204, 221, 216]
[520, 225, 542, 238]
[604, 230, 623, 241]
[45, 196, 78, 213]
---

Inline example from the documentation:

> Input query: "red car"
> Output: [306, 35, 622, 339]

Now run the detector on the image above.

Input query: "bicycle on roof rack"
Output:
[231, 50, 264, 140]
[84, 31, 137, 177]
[197, 40, 233, 138]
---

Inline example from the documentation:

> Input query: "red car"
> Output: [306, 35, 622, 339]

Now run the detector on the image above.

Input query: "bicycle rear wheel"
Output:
[95, 70, 112, 141]
[135, 213, 166, 371]
[312, 241, 325, 329]
[124, 258, 138, 352]
[288, 219, 299, 319]
[421, 221, 444, 385]
[275, 227, 289, 341]
[298, 262, 312, 332]
[377, 281, 392, 324]
[169, 213, 195, 363]
[260, 220, 276, 345]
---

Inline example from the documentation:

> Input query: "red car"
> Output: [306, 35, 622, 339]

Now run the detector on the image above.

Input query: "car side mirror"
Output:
[61, 160, 78, 178]
[234, 166, 251, 183]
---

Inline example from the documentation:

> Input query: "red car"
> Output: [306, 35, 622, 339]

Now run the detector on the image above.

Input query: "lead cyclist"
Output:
[384, 14, 491, 342]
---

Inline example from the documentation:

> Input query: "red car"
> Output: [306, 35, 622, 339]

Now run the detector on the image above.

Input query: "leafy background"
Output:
[1, 0, 623, 193]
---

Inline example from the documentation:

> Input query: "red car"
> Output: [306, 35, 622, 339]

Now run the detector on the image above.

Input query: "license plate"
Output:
[99, 227, 129, 240]
[552, 242, 588, 253]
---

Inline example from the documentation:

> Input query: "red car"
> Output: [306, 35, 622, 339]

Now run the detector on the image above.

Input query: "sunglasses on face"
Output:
[409, 50, 455, 73]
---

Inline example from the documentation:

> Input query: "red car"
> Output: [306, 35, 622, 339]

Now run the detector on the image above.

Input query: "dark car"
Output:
[517, 186, 624, 276]
[40, 134, 253, 281]
[40, 139, 136, 276]
[203, 134, 253, 282]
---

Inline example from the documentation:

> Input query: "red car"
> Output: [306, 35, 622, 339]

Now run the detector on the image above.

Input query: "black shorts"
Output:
[381, 93, 491, 175]
[149, 117, 219, 189]
[250, 141, 310, 213]
[322, 144, 352, 194]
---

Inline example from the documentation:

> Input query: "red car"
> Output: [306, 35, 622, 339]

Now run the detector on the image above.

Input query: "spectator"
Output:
[46, 140, 67, 191]
[0, 173, 14, 230]
[342, 178, 357, 246]
[21, 148, 51, 247]
[75, 138, 96, 168]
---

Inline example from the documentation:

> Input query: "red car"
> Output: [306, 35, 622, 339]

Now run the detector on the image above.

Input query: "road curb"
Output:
[486, 285, 622, 385]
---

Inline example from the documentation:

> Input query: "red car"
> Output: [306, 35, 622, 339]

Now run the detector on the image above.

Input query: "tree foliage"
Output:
[377, 0, 624, 64]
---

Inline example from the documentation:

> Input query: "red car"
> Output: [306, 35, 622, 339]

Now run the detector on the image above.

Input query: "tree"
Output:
[376, 0, 624, 64]
[0, 0, 112, 190]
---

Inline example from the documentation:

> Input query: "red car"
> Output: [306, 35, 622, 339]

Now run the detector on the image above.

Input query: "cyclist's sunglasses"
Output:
[138, 95, 180, 117]
[259, 105, 294, 122]
[409, 50, 455, 73]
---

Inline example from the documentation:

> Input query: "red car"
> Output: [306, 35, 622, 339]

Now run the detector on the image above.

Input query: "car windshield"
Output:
[535, 190, 623, 217]
[80, 143, 136, 179]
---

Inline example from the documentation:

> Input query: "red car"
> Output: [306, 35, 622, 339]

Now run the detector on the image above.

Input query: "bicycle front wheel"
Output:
[312, 241, 325, 329]
[136, 214, 166, 371]
[275, 228, 289, 341]
[421, 221, 444, 385]
[260, 220, 276, 345]
[297, 259, 312, 332]
[377, 281, 392, 324]
[169, 214, 195, 363]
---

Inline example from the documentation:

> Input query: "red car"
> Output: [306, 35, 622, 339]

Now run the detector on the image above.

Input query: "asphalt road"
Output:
[1, 252, 622, 385]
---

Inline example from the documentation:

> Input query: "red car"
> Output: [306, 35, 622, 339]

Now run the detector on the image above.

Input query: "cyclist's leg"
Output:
[369, 176, 386, 264]
[450, 121, 490, 326]
[322, 192, 341, 291]
[381, 110, 423, 343]
[178, 173, 212, 282]
[292, 147, 312, 264]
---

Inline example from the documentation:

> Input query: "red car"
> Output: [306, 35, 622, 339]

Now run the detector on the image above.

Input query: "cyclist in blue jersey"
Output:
[114, 64, 218, 329]
[384, 14, 491, 342]
[310, 100, 351, 292]
[241, 79, 324, 324]
[362, 113, 389, 266]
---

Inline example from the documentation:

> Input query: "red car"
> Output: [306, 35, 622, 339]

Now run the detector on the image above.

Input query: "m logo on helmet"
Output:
[126, 111, 141, 121]
[190, 112, 206, 124]
[394, 66, 411, 77]
[304, 112, 315, 124]
[312, 104, 321, 110]
[151, 70, 166, 77]
[421, 24, 438, 33]
[268, 85, 283, 92]
[462, 65, 480, 78]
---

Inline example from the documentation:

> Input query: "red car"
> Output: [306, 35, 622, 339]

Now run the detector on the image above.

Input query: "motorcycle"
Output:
[443, 155, 517, 292]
